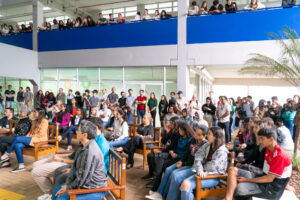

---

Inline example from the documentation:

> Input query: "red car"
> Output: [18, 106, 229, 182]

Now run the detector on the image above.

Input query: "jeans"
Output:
[218, 121, 231, 143]
[0, 103, 3, 115]
[127, 113, 133, 124]
[180, 174, 219, 200]
[230, 113, 236, 134]
[0, 135, 16, 154]
[6, 136, 32, 164]
[137, 110, 145, 123]
[284, 121, 294, 139]
[61, 126, 78, 145]
[157, 163, 192, 200]
[103, 121, 109, 127]
[5, 101, 14, 109]
[150, 110, 156, 127]
[109, 137, 128, 148]
[52, 184, 106, 200]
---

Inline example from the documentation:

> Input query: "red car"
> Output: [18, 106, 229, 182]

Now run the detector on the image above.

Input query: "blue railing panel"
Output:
[0, 33, 32, 50]
[187, 6, 300, 44]
[38, 18, 177, 52]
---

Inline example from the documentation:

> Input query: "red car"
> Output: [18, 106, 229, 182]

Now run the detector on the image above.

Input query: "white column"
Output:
[32, 0, 43, 51]
[177, 0, 189, 96]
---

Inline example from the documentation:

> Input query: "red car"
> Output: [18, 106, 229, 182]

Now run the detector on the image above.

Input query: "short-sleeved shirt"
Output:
[89, 96, 100, 107]
[99, 109, 112, 123]
[137, 124, 154, 137]
[209, 4, 224, 12]
[24, 91, 33, 102]
[17, 91, 24, 102]
[136, 96, 147, 111]
[0, 116, 18, 129]
[98, 18, 107, 23]
[99, 94, 108, 104]
[126, 95, 136, 110]
[83, 95, 90, 109]
[118, 97, 127, 108]
[107, 93, 119, 105]
[189, 6, 199, 14]
[176, 97, 188, 111]
[164, 113, 178, 126]
[0, 92, 3, 104]
[5, 90, 15, 102]
[217, 103, 231, 123]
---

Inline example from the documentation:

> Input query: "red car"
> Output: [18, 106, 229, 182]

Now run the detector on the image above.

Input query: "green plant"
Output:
[292, 156, 300, 171]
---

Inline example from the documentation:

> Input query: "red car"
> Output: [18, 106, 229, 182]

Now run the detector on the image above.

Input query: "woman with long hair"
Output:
[87, 16, 96, 26]
[154, 10, 160, 20]
[34, 90, 44, 109]
[109, 108, 129, 148]
[53, 104, 70, 132]
[148, 92, 158, 127]
[244, 0, 265, 10]
[202, 97, 216, 127]
[75, 17, 82, 27]
[159, 95, 169, 128]
[254, 99, 268, 120]
[0, 108, 48, 172]
[199, 1, 208, 13]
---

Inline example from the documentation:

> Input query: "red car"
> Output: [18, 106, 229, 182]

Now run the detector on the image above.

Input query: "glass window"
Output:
[126, 11, 137, 17]
[20, 80, 33, 91]
[145, 4, 158, 9]
[58, 81, 78, 94]
[78, 68, 99, 81]
[103, 15, 109, 19]
[173, 1, 178, 6]
[159, 8, 172, 13]
[125, 67, 163, 81]
[166, 67, 177, 81]
[58, 68, 77, 81]
[166, 83, 177, 96]
[148, 9, 156, 14]
[78, 81, 99, 94]
[159, 2, 172, 8]
[101, 67, 123, 81]
[114, 8, 125, 13]
[41, 68, 57, 81]
[40, 81, 57, 94]
[126, 6, 137, 12]
[173, 7, 178, 12]
[102, 10, 112, 15]
[101, 82, 123, 96]
[114, 13, 124, 18]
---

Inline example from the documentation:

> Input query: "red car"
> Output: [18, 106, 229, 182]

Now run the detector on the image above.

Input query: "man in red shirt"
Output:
[136, 90, 147, 123]
[224, 127, 292, 200]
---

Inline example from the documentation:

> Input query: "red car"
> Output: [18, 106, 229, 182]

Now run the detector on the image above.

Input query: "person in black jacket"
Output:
[0, 107, 31, 168]
[202, 97, 216, 127]
[225, 0, 238, 12]
[159, 95, 169, 128]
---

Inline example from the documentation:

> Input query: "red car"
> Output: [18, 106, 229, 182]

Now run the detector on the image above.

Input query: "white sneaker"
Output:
[37, 194, 52, 200]
[149, 190, 154, 195]
[58, 136, 62, 142]
[66, 145, 72, 151]
[145, 192, 163, 200]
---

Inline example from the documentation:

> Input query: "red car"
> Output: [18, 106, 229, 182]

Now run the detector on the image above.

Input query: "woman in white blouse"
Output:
[244, 0, 265, 10]
[109, 108, 129, 148]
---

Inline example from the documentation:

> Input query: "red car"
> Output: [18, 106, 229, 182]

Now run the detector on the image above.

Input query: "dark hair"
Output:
[79, 120, 97, 139]
[161, 10, 167, 18]
[178, 121, 194, 138]
[241, 121, 251, 143]
[170, 116, 180, 130]
[182, 108, 188, 113]
[6, 108, 14, 114]
[145, 9, 148, 12]
[128, 89, 132, 92]
[168, 104, 176, 113]
[258, 127, 277, 140]
[258, 99, 266, 108]
[271, 96, 278, 100]
[140, 89, 144, 93]
[19, 87, 23, 90]
[262, 117, 274, 128]
[75, 91, 80, 95]
[192, 123, 209, 136]
[275, 120, 284, 127]
[160, 95, 168, 105]
[204, 127, 225, 163]
[230, 97, 236, 106]
[137, 11, 141, 15]
[85, 89, 90, 93]
[76, 17, 82, 24]
[213, 0, 219, 5]
[35, 108, 46, 127]
[117, 108, 127, 122]
[90, 117, 104, 132]
[92, 89, 98, 94]
[170, 92, 175, 95]
[287, 100, 296, 111]
[121, 91, 125, 95]
[192, 1, 197, 6]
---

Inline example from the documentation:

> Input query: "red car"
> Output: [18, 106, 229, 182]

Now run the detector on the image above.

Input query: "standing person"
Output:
[16, 87, 24, 115]
[0, 86, 3, 115]
[202, 97, 216, 127]
[118, 91, 127, 109]
[229, 98, 236, 134]
[74, 91, 82, 108]
[88, 90, 100, 109]
[267, 96, 282, 124]
[107, 87, 119, 108]
[99, 89, 108, 109]
[159, 95, 169, 128]
[34, 90, 43, 109]
[169, 92, 176, 107]
[188, 94, 201, 119]
[176, 91, 188, 115]
[56, 88, 66, 104]
[148, 92, 158, 127]
[126, 89, 136, 116]
[66, 89, 74, 107]
[82, 90, 91, 118]
[254, 99, 268, 120]
[282, 100, 296, 138]
[136, 89, 147, 123]
[24, 87, 33, 110]
[216, 96, 231, 143]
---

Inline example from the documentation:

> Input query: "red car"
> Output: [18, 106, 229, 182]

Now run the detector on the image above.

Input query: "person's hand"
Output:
[241, 143, 247, 149]
[55, 185, 67, 197]
[176, 161, 182, 168]
[236, 163, 241, 168]
[237, 176, 248, 183]
[197, 171, 205, 178]
[53, 154, 62, 162]
[62, 168, 71, 174]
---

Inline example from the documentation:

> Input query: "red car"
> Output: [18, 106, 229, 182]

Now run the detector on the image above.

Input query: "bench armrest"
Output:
[68, 186, 125, 195]
[195, 174, 228, 180]
[33, 139, 58, 146]
[143, 141, 159, 144]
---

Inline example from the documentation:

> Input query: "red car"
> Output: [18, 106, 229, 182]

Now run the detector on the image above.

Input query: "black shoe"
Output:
[11, 167, 26, 173]
[0, 157, 9, 164]
[142, 174, 154, 180]
[146, 181, 155, 189]
[0, 162, 11, 168]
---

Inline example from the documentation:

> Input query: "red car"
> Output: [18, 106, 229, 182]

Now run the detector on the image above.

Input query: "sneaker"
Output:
[145, 192, 163, 200]
[37, 194, 52, 200]
[58, 136, 62, 142]
[142, 174, 154, 180]
[66, 145, 72, 151]
[0, 157, 9, 164]
[11, 167, 26, 173]
[149, 190, 154, 195]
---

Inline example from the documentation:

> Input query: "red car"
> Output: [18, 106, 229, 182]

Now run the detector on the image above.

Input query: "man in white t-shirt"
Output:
[99, 102, 111, 127]
[99, 89, 108, 109]
[188, 1, 199, 15]
[175, 91, 188, 115]
[216, 96, 231, 143]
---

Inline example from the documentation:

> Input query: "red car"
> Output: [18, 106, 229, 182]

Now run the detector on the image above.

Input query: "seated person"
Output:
[209, 0, 226, 13]
[146, 124, 208, 200]
[234, 121, 252, 159]
[0, 107, 31, 168]
[52, 120, 107, 200]
[53, 104, 71, 132]
[180, 108, 193, 126]
[276, 121, 294, 157]
[99, 102, 111, 127]
[108, 108, 129, 148]
[0, 108, 18, 135]
[163, 105, 178, 133]
[59, 108, 83, 151]
[188, 1, 199, 15]
[0, 108, 48, 172]
[89, 106, 99, 118]
[180, 127, 228, 200]
[225, 127, 292, 200]
[244, 0, 265, 10]
[225, 0, 237, 12]
[192, 111, 208, 127]
[66, 98, 78, 120]
[116, 113, 154, 169]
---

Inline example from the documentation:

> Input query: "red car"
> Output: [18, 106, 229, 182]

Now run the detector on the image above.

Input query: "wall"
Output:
[0, 33, 32, 50]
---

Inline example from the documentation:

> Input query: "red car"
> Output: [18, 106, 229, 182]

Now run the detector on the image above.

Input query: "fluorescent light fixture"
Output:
[43, 7, 51, 11]
[0, 15, 3, 17]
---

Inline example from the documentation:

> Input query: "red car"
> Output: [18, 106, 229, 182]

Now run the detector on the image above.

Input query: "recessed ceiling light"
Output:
[43, 7, 51, 11]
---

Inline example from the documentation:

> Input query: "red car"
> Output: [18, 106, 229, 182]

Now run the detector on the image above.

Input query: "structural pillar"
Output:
[177, 0, 189, 97]
[32, 0, 43, 51]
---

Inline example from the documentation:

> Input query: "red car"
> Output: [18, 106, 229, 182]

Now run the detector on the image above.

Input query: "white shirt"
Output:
[113, 120, 129, 141]
[99, 108, 111, 123]
[217, 103, 231, 123]
[189, 6, 199, 15]
[154, 15, 160, 20]
[143, 15, 151, 20]
[189, 100, 201, 117]
[176, 97, 188, 111]
[277, 126, 294, 151]
[99, 94, 108, 105]
[52, 24, 58, 30]
[135, 15, 141, 21]
[244, 2, 265, 10]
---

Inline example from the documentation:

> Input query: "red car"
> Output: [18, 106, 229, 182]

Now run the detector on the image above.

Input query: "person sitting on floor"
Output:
[0, 108, 18, 135]
[116, 113, 154, 169]
[180, 108, 193, 126]
[0, 107, 31, 168]
[192, 110, 208, 127]
[0, 108, 48, 172]
[53, 104, 71, 132]
[52, 120, 107, 200]
[224, 127, 292, 200]
[58, 108, 83, 151]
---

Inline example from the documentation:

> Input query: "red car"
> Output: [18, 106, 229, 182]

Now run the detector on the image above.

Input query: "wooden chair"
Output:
[195, 152, 235, 200]
[68, 148, 126, 200]
[10, 120, 59, 161]
[129, 124, 161, 169]
[132, 115, 141, 125]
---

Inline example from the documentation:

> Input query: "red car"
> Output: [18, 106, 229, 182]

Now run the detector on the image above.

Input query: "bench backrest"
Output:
[154, 127, 161, 147]
[228, 152, 235, 170]
[48, 124, 59, 140]
[10, 120, 19, 133]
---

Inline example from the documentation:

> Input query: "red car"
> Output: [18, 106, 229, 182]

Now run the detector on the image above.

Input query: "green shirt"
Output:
[230, 105, 236, 115]
[148, 99, 158, 110]
[99, 18, 107, 23]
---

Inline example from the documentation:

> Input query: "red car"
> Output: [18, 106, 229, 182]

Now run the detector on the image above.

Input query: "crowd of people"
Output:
[0, 84, 298, 200]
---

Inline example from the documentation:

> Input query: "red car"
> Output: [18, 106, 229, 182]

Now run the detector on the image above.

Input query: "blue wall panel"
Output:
[187, 7, 300, 44]
[38, 19, 177, 52]
[0, 33, 32, 50]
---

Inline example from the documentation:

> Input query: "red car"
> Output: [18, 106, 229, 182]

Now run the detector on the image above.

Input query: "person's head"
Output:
[287, 100, 295, 110]
[169, 105, 175, 114]
[102, 102, 108, 110]
[182, 108, 188, 117]
[45, 91, 49, 97]
[154, 10, 159, 16]
[201, 1, 208, 8]
[4, 108, 14, 118]
[220, 96, 227, 104]
[109, 13, 113, 19]
[57, 100, 63, 108]
[59, 88, 63, 94]
[177, 91, 183, 99]
[118, 13, 123, 19]
[90, 117, 105, 133]
[59, 20, 64, 26]
[230, 98, 235, 106]
[206, 97, 212, 105]
[194, 111, 203, 120]
[250, 0, 258, 5]
[112, 87, 116, 93]
[68, 89, 72, 95]
[26, 87, 30, 91]
[227, 0, 233, 4]
[271, 96, 278, 104]
[61, 104, 67, 112]
[53, 19, 58, 24]
[34, 108, 46, 122]
[258, 99, 266, 108]
[128, 89, 133, 95]
[293, 95, 299, 103]
[20, 106, 31, 118]
[91, 106, 98, 116]
[77, 108, 83, 117]
[161, 10, 167, 18]
[77, 120, 97, 142]
[0, 86, 2, 91]
[275, 120, 284, 128]
[170, 92, 175, 98]
[76, 17, 82, 24]
[178, 121, 194, 138]
[161, 95, 167, 102]
[121, 91, 126, 98]
[262, 117, 274, 128]
[71, 98, 76, 105]
[99, 13, 103, 18]
[102, 88, 107, 94]
[87, 16, 93, 22]
[38, 90, 43, 96]
[240, 121, 250, 135]
[257, 127, 277, 148]
[169, 116, 180, 130]
[8, 85, 12, 90]
[139, 89, 144, 96]
[213, 0, 220, 6]
[92, 89, 98, 97]
[249, 116, 259, 128]
[75, 91, 80, 96]
[85, 89, 90, 95]
[193, 123, 208, 142]
[19, 87, 23, 91]
[150, 92, 155, 100]
[142, 113, 152, 125]
[116, 108, 126, 121]
[144, 9, 149, 15]
[67, 18, 71, 24]
[208, 126, 225, 147]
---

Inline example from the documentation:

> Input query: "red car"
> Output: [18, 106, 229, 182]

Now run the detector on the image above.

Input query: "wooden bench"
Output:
[195, 152, 235, 200]
[129, 124, 161, 169]
[10, 120, 59, 161]
[68, 148, 126, 200]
